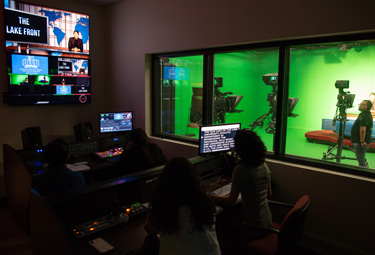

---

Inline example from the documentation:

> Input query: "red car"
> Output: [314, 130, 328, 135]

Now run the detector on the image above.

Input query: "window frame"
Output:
[151, 31, 375, 178]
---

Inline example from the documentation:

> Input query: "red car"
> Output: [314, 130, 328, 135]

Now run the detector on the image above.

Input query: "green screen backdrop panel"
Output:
[214, 49, 280, 151]
[286, 41, 375, 169]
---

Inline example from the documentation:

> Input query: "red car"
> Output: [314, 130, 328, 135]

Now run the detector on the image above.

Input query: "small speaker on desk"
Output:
[74, 122, 93, 142]
[21, 126, 43, 149]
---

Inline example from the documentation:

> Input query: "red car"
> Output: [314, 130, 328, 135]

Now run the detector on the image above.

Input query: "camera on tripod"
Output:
[323, 80, 356, 162]
[213, 77, 243, 123]
[249, 73, 298, 134]
[335, 80, 355, 110]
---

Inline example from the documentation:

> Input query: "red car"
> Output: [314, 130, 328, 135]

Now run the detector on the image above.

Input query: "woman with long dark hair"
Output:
[211, 129, 272, 240]
[144, 157, 221, 255]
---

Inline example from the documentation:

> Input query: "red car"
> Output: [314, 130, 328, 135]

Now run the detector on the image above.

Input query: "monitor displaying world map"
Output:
[4, 0, 90, 55]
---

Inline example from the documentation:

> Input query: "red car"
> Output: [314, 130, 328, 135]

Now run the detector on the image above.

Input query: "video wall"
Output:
[3, 0, 91, 106]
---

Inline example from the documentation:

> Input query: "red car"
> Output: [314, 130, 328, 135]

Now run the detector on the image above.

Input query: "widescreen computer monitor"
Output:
[99, 111, 133, 134]
[199, 123, 241, 155]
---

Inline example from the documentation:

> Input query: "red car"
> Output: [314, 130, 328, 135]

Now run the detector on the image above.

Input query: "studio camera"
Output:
[335, 80, 355, 110]
[213, 77, 243, 124]
[249, 73, 299, 134]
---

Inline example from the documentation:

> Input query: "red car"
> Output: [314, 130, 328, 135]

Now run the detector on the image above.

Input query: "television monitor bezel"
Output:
[198, 123, 241, 155]
[99, 111, 134, 135]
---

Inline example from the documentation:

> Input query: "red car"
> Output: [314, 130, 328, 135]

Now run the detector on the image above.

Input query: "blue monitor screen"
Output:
[11, 54, 48, 75]
[163, 66, 190, 80]
[100, 111, 133, 134]
[199, 123, 241, 155]
[55, 85, 72, 95]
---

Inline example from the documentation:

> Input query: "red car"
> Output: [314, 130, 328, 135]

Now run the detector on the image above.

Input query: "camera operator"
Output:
[351, 100, 373, 167]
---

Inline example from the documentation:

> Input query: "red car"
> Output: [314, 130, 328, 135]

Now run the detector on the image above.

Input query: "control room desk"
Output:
[38, 154, 235, 254]
[70, 177, 234, 255]
[74, 215, 148, 255]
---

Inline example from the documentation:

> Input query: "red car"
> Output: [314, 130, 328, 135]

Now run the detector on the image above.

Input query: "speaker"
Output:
[74, 122, 93, 142]
[21, 127, 43, 149]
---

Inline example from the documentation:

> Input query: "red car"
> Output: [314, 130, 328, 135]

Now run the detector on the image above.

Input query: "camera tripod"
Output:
[249, 85, 278, 134]
[249, 107, 277, 134]
[322, 105, 356, 163]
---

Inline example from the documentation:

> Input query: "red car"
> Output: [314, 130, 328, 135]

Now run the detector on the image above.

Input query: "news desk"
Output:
[35, 154, 234, 254]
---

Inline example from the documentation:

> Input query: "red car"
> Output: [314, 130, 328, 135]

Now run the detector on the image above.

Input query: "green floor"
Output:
[260, 127, 375, 173]
[183, 125, 374, 173]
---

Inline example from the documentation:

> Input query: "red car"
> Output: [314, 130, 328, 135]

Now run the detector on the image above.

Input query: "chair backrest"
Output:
[278, 195, 311, 252]
[3, 143, 32, 234]
[29, 189, 76, 255]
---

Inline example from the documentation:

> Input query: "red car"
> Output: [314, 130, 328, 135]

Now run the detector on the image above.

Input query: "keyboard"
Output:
[211, 183, 232, 196]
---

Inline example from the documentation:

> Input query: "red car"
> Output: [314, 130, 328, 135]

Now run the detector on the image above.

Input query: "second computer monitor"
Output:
[199, 123, 241, 155]
[99, 111, 133, 134]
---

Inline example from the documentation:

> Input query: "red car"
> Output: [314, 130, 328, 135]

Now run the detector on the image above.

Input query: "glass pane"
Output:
[286, 40, 375, 171]
[160, 55, 203, 139]
[214, 49, 279, 152]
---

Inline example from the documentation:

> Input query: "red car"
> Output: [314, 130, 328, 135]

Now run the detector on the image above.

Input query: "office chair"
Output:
[29, 189, 76, 255]
[236, 195, 311, 255]
[3, 143, 32, 235]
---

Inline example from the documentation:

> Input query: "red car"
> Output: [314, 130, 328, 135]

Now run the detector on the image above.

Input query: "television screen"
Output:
[3, 1, 91, 106]
[199, 123, 241, 155]
[99, 112, 133, 134]
[6, 53, 91, 105]
[11, 54, 49, 75]
[4, 0, 90, 55]
[163, 66, 190, 80]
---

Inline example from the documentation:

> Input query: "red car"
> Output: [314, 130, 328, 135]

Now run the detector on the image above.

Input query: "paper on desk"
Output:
[66, 163, 90, 172]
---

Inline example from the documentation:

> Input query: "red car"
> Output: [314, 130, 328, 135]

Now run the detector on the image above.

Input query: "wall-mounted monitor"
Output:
[6, 53, 91, 105]
[99, 112, 133, 134]
[3, 1, 91, 106]
[4, 0, 90, 55]
[199, 123, 241, 155]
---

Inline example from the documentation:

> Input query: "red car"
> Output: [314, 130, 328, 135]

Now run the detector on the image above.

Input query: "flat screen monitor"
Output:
[3, 1, 91, 106]
[199, 123, 241, 155]
[4, 1, 90, 55]
[99, 112, 133, 134]
[6, 53, 91, 106]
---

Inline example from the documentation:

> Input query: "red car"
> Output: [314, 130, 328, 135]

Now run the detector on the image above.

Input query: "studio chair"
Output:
[29, 189, 76, 255]
[3, 143, 32, 235]
[237, 195, 311, 255]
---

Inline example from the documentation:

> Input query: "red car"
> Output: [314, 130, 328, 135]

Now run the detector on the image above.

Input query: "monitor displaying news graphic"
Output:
[163, 66, 190, 80]
[55, 84, 72, 95]
[58, 58, 89, 75]
[100, 112, 133, 134]
[11, 54, 48, 75]
[6, 53, 91, 105]
[4, 7, 48, 44]
[4, 0, 90, 55]
[199, 123, 241, 155]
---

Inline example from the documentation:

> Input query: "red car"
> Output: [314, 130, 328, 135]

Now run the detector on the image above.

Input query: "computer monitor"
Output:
[99, 111, 133, 134]
[199, 123, 241, 155]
